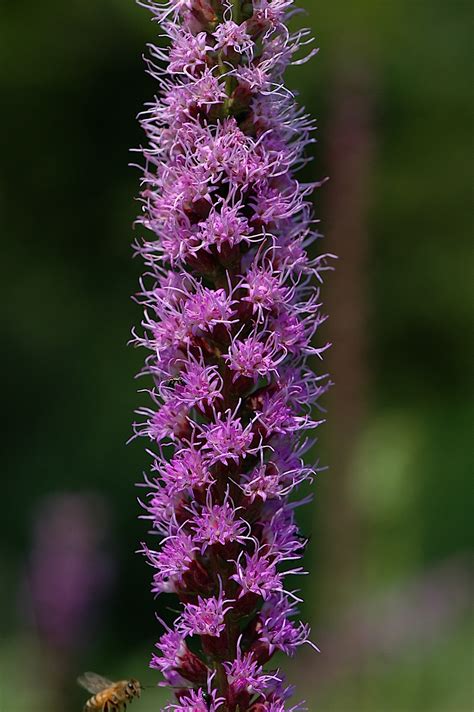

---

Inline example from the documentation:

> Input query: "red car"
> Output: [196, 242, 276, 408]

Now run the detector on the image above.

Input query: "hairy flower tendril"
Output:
[133, 0, 331, 708]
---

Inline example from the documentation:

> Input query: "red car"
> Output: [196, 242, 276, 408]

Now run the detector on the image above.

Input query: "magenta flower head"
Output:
[133, 0, 331, 708]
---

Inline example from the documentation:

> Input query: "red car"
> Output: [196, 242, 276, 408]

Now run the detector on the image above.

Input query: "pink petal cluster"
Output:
[133, 0, 331, 708]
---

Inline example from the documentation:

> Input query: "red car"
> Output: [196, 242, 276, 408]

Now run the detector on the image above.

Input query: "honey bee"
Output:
[78, 672, 141, 712]
[163, 376, 184, 388]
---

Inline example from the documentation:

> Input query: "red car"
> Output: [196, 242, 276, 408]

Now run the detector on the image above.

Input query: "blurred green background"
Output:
[1, 1, 472, 710]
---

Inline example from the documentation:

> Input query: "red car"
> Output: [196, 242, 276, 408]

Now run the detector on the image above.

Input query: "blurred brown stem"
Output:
[319, 61, 375, 615]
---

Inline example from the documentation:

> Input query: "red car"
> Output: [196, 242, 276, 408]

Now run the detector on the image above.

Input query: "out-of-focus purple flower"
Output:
[24, 492, 112, 653]
[133, 0, 332, 708]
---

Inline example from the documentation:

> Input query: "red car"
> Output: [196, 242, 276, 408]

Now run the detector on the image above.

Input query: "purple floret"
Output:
[133, 0, 331, 708]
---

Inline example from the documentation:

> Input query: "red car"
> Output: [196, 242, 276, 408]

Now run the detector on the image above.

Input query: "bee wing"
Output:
[77, 672, 115, 694]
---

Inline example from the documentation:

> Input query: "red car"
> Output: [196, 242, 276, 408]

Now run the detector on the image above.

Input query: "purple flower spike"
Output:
[133, 0, 331, 708]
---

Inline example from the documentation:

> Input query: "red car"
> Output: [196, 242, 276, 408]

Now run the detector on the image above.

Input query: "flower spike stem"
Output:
[133, 0, 332, 709]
